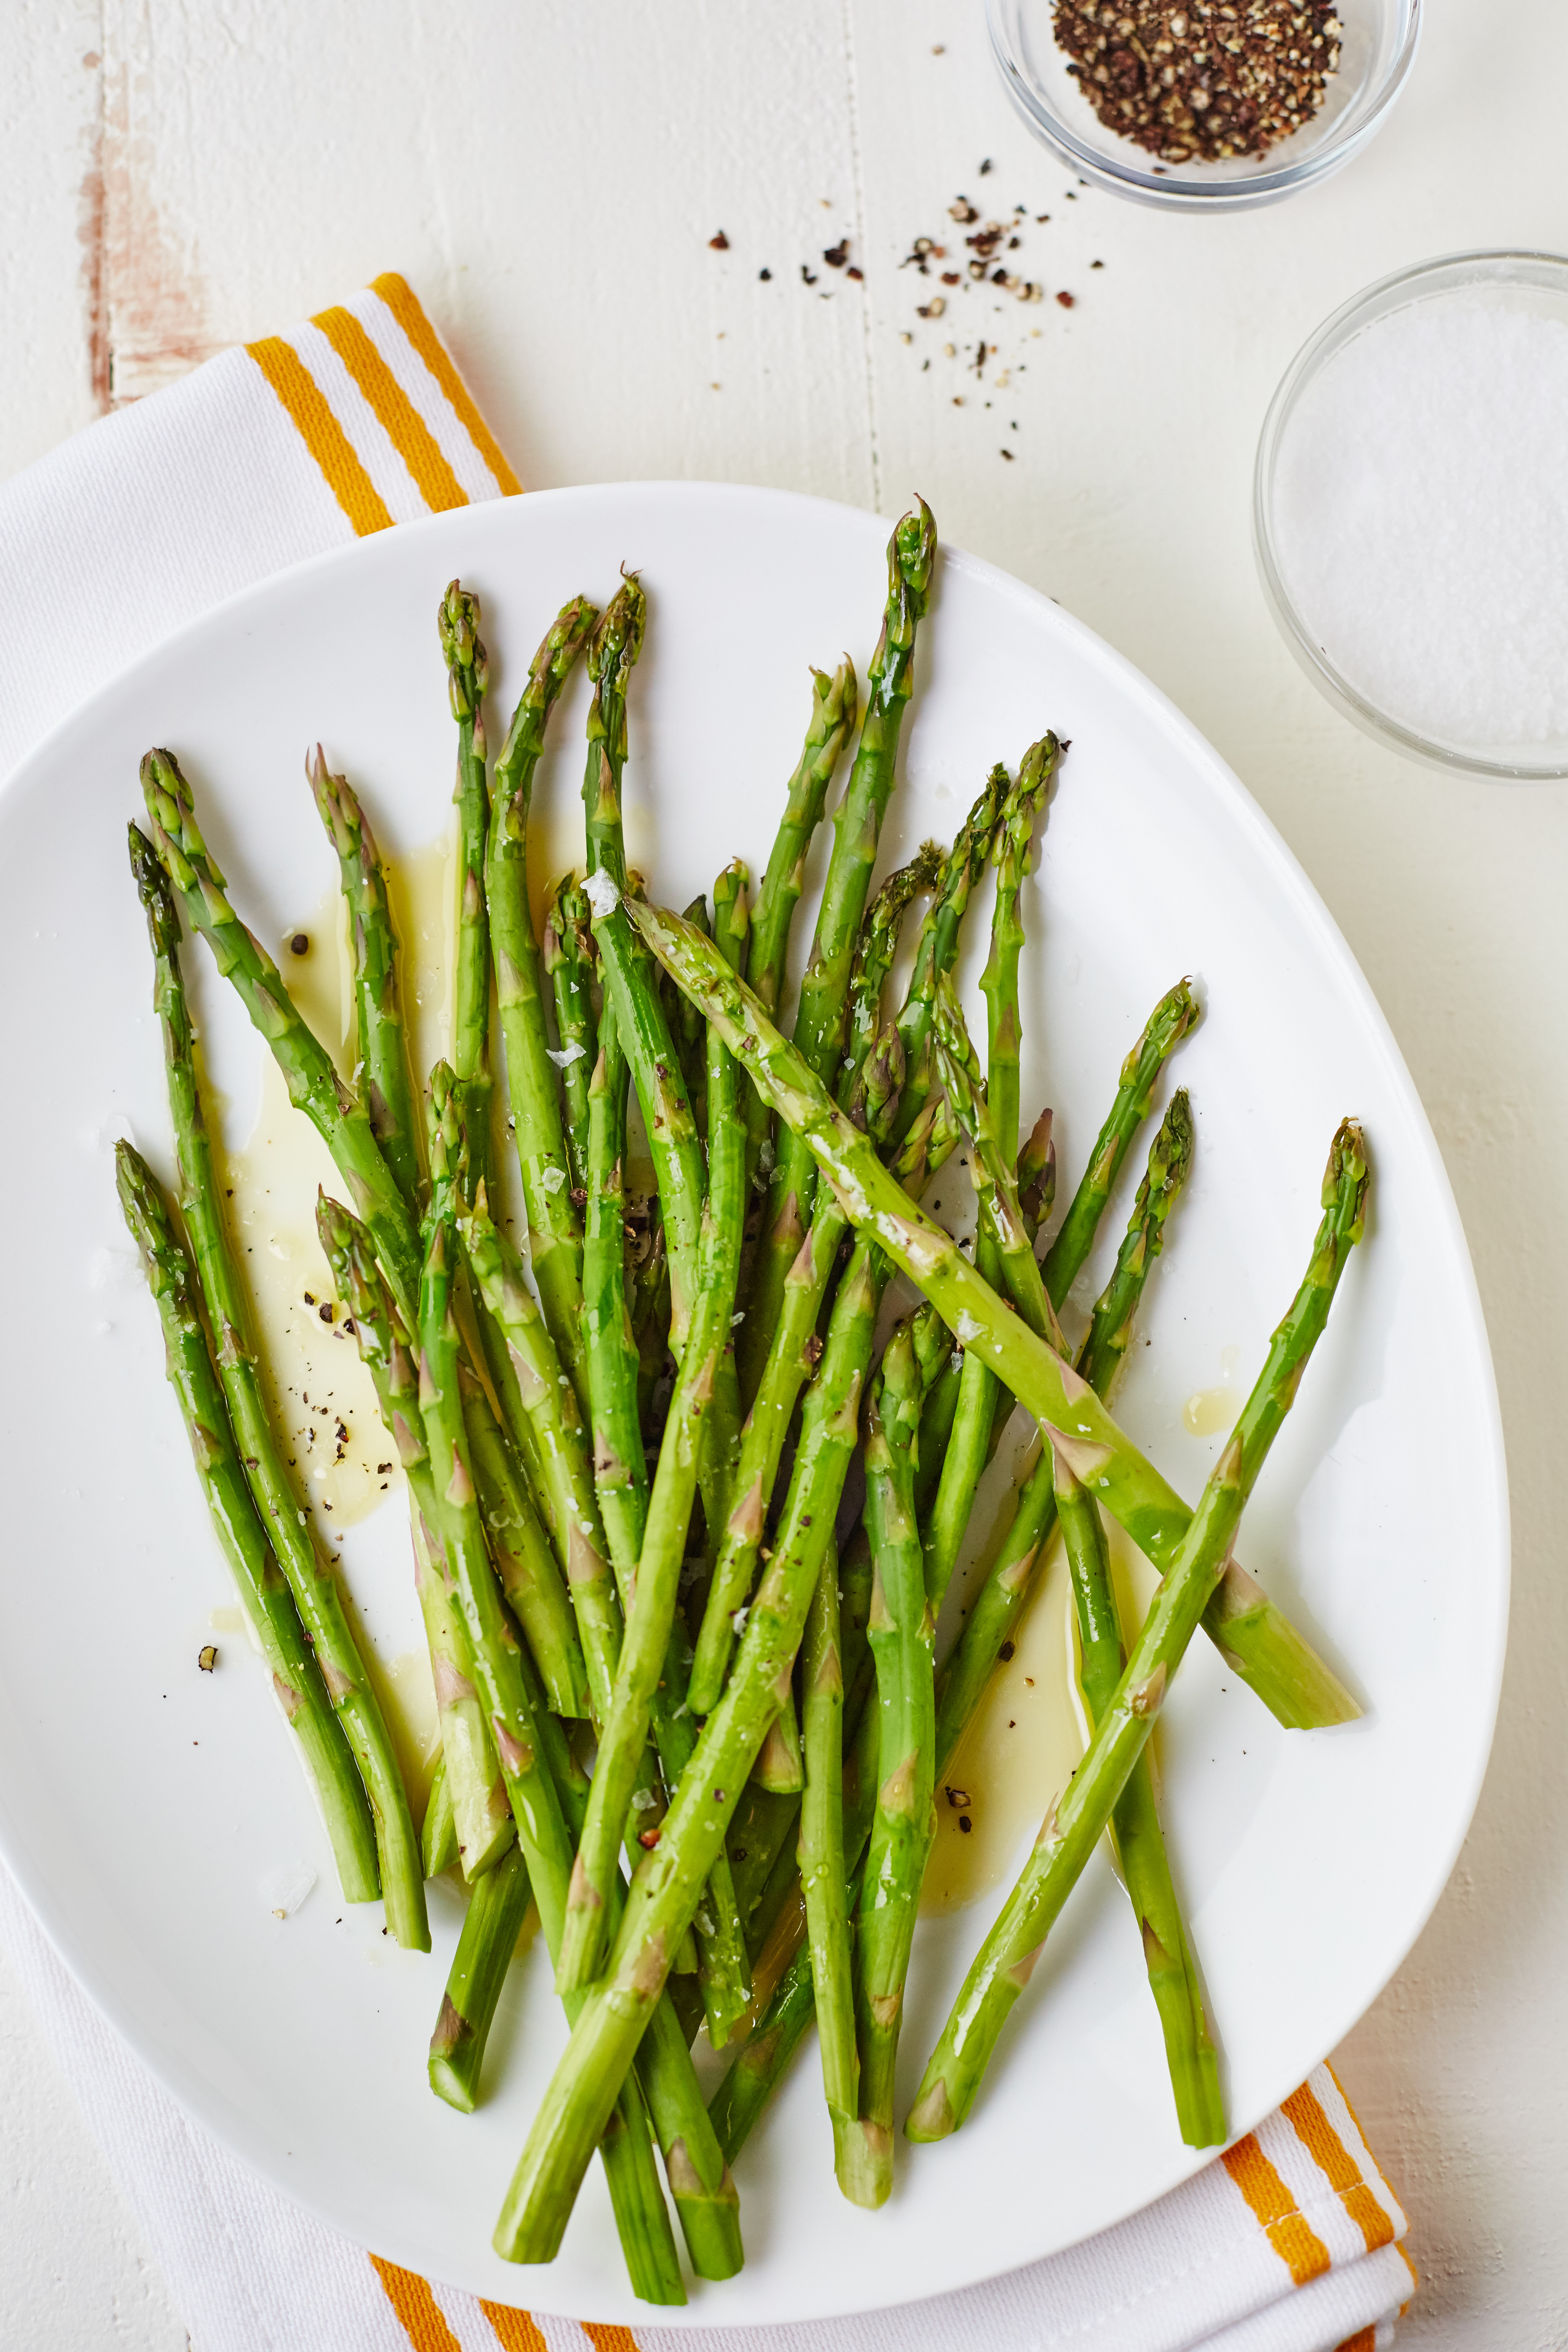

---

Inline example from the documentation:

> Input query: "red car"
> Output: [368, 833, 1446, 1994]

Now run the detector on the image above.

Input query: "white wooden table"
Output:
[3, 5, 1565, 2344]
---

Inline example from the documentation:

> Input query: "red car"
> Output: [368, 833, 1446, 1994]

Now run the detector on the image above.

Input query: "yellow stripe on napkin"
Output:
[371, 272, 522, 497]
[247, 335, 395, 536]
[1281, 2082, 1395, 2257]
[478, 2302, 551, 2349]
[309, 304, 470, 512]
[1221, 2131, 1333, 2287]
[369, 2254, 464, 2349]
[246, 274, 519, 535]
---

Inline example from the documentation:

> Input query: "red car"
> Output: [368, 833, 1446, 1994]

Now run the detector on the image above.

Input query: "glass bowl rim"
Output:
[1254, 247, 1568, 782]
[985, 0, 1423, 211]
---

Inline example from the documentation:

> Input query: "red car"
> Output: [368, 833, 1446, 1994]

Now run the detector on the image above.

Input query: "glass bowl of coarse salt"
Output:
[987, 0, 1421, 212]
[1256, 252, 1568, 779]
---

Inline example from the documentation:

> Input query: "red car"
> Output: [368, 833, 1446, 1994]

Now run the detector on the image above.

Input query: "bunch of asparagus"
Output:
[120, 503, 1366, 2299]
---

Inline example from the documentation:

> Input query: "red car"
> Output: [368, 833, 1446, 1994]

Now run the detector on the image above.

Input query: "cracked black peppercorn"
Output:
[1053, 0, 1342, 164]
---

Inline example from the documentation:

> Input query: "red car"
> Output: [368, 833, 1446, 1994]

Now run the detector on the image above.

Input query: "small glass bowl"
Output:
[986, 0, 1420, 212]
[1255, 250, 1568, 781]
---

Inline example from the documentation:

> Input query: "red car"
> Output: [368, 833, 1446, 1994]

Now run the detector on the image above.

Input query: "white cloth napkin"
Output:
[0, 278, 1417, 2352]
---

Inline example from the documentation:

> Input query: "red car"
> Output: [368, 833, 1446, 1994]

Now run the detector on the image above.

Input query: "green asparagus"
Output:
[1042, 978, 1198, 1310]
[429, 1842, 534, 2113]
[841, 1319, 932, 2208]
[116, 1141, 380, 1902]
[438, 581, 497, 1192]
[486, 593, 599, 1405]
[581, 576, 706, 1351]
[555, 925, 747, 1991]
[130, 824, 427, 1948]
[739, 503, 937, 1399]
[315, 1194, 512, 1882]
[908, 1120, 1368, 2139]
[542, 874, 598, 1198]
[890, 760, 1011, 1145]
[141, 749, 423, 1326]
[1052, 1437, 1224, 2146]
[625, 893, 1356, 1725]
[493, 1237, 880, 2264]
[307, 748, 423, 1211]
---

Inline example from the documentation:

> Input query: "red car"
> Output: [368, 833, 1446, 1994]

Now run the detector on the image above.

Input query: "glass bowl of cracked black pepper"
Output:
[987, 0, 1420, 212]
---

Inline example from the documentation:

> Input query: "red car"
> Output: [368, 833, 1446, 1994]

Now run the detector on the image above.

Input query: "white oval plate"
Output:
[0, 484, 1505, 2327]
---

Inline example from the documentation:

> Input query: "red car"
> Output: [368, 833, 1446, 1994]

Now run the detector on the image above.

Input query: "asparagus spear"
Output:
[459, 1359, 593, 1724]
[422, 1752, 456, 1878]
[315, 1195, 513, 1882]
[841, 1319, 932, 2208]
[739, 503, 937, 1400]
[689, 839, 950, 1718]
[437, 582, 497, 1189]
[485, 593, 599, 1406]
[429, 1841, 534, 2112]
[418, 1190, 689, 2301]
[306, 749, 423, 1212]
[581, 995, 645, 1579]
[926, 967, 1194, 1673]
[936, 1080, 1359, 1754]
[711, 1685, 883, 2162]
[1043, 978, 1198, 1310]
[695, 864, 750, 1592]
[890, 1091, 960, 1199]
[908, 1300, 958, 1513]
[666, 894, 713, 1142]
[747, 660, 860, 1026]
[751, 1693, 805, 1795]
[541, 1681, 743, 2284]
[129, 825, 427, 1949]
[908, 735, 1055, 1610]
[1083, 1094, 1189, 1402]
[624, 892, 1356, 1725]
[1052, 1437, 1224, 2146]
[115, 1142, 380, 1902]
[909, 1121, 1369, 2139]
[542, 875, 597, 1199]
[557, 1004, 700, 1977]
[304, 760, 588, 1731]
[566, 983, 750, 2033]
[841, 846, 943, 1117]
[493, 1237, 880, 2264]
[1017, 1105, 1057, 1241]
[708, 1929, 823, 2162]
[799, 1533, 855, 2160]
[980, 736, 1057, 1163]
[414, 1514, 515, 1882]
[932, 1104, 1194, 1770]
[691, 1210, 841, 1717]
[708, 939, 967, 1921]
[555, 908, 748, 1993]
[140, 749, 422, 1326]
[580, 576, 707, 1353]
[425, 1063, 594, 1710]
[735, 661, 859, 1247]
[460, 1193, 614, 1634]
[780, 502, 937, 1094]
[706, 1099, 1187, 2150]
[889, 760, 1012, 1146]
[932, 974, 1067, 1357]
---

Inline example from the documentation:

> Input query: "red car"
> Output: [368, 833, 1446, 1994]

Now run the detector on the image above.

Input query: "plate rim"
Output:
[0, 478, 1509, 2321]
